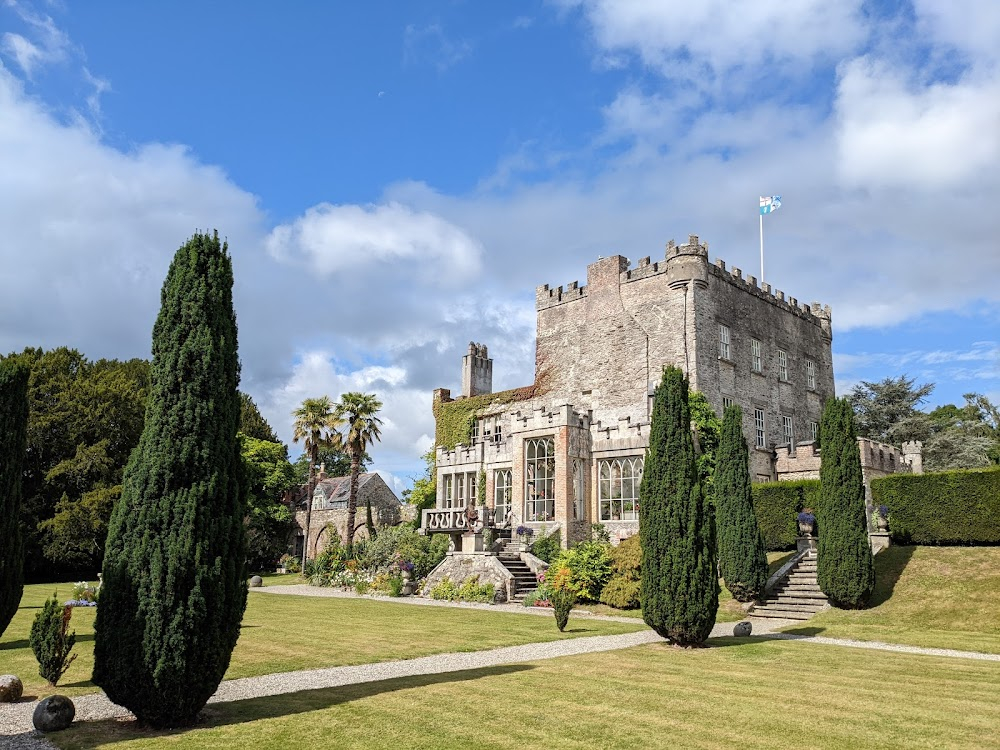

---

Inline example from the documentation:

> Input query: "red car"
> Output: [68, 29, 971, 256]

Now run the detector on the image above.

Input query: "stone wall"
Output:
[421, 554, 514, 603]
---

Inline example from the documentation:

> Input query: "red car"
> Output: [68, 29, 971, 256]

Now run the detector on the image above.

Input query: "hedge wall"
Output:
[872, 467, 1000, 545]
[751, 480, 821, 550]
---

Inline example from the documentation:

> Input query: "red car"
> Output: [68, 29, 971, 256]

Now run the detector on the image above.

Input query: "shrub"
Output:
[548, 568, 576, 631]
[354, 525, 448, 579]
[0, 358, 29, 638]
[751, 480, 821, 550]
[93, 232, 247, 728]
[599, 535, 641, 609]
[817, 398, 874, 609]
[639, 366, 718, 646]
[68, 581, 99, 606]
[599, 577, 641, 610]
[548, 541, 612, 602]
[430, 576, 495, 603]
[530, 527, 562, 563]
[457, 575, 495, 603]
[589, 523, 611, 543]
[278, 553, 301, 574]
[387, 574, 404, 597]
[872, 467, 1000, 545]
[715, 405, 768, 602]
[429, 578, 460, 601]
[30, 595, 77, 686]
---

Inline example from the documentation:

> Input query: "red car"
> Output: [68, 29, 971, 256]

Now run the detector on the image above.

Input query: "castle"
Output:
[423, 235, 911, 549]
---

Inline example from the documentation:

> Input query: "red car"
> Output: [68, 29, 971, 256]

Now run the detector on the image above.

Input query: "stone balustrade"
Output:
[421, 507, 469, 533]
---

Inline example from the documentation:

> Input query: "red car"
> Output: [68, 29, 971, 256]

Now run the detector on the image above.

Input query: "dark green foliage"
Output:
[239, 392, 279, 443]
[751, 480, 822, 549]
[715, 406, 768, 602]
[639, 366, 718, 645]
[549, 586, 575, 631]
[29, 595, 77, 685]
[689, 390, 722, 495]
[5, 349, 149, 580]
[0, 359, 29, 636]
[600, 535, 641, 609]
[817, 398, 874, 609]
[530, 527, 562, 563]
[872, 467, 1000, 545]
[93, 231, 247, 728]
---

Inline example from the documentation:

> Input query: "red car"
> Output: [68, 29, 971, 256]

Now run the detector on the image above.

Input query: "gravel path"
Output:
[762, 632, 1000, 662]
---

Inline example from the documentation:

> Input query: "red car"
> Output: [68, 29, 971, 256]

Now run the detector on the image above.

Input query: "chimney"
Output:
[461, 342, 493, 398]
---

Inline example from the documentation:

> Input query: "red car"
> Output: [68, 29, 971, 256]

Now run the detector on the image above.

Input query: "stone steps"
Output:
[754, 551, 827, 620]
[498, 555, 538, 599]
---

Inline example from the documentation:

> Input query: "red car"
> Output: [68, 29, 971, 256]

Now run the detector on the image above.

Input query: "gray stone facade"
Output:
[429, 235, 842, 548]
[291, 472, 402, 558]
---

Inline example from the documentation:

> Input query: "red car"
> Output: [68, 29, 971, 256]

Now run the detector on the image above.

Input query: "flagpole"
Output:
[759, 212, 764, 283]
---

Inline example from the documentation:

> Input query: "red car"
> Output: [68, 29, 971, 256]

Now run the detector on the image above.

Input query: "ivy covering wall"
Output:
[433, 373, 550, 450]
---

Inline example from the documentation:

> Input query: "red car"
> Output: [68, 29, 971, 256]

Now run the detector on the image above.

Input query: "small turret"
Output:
[665, 235, 709, 289]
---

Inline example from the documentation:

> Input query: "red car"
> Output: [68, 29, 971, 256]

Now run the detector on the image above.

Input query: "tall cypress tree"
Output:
[93, 231, 247, 727]
[817, 397, 874, 608]
[0, 359, 30, 637]
[639, 366, 718, 646]
[715, 405, 767, 602]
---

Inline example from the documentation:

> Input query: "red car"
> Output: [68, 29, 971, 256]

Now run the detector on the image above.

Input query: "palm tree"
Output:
[336, 392, 383, 551]
[291, 396, 342, 568]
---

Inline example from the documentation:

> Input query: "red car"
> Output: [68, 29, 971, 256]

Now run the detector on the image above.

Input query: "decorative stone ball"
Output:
[249, 575, 264, 588]
[733, 621, 753, 637]
[32, 695, 75, 732]
[0, 674, 23, 702]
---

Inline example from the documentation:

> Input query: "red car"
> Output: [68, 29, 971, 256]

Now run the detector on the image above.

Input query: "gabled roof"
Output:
[292, 472, 399, 509]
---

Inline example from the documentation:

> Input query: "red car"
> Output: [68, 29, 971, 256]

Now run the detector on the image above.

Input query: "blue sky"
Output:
[1, 0, 998, 490]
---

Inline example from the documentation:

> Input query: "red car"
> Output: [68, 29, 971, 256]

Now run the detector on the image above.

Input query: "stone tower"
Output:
[461, 342, 492, 398]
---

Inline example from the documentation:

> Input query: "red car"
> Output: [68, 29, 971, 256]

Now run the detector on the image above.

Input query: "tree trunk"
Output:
[302, 444, 317, 570]
[344, 451, 360, 552]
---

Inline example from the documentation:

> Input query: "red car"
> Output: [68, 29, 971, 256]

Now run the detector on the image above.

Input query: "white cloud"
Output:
[265, 202, 483, 283]
[402, 23, 471, 72]
[1, 32, 43, 75]
[560, 0, 865, 83]
[836, 57, 1000, 189]
[0, 1, 71, 77]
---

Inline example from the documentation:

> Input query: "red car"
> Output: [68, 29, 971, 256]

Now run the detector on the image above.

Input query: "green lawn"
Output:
[0, 582, 644, 700]
[48, 638, 1000, 749]
[781, 545, 1000, 654]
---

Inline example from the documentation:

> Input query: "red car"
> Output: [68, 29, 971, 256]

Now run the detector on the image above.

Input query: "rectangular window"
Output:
[751, 338, 762, 373]
[456, 473, 465, 507]
[467, 472, 478, 506]
[719, 324, 731, 360]
[444, 474, 454, 508]
[806, 360, 816, 389]
[754, 408, 766, 448]
[778, 349, 789, 381]
[572, 458, 585, 521]
[810, 421, 819, 442]
[494, 469, 512, 524]
[722, 396, 735, 411]
[599, 457, 644, 521]
[525, 437, 555, 521]
[782, 415, 794, 446]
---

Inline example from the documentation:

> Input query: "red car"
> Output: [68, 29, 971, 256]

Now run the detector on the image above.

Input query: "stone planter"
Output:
[797, 521, 815, 536]
[875, 515, 889, 532]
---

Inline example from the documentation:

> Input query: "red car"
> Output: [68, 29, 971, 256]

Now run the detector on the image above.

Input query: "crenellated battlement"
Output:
[536, 234, 831, 334]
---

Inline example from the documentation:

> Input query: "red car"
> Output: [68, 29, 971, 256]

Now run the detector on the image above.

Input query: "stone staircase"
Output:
[752, 550, 828, 620]
[498, 545, 539, 602]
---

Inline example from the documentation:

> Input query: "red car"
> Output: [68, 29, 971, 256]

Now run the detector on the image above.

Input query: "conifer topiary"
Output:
[639, 366, 718, 645]
[93, 231, 247, 727]
[817, 397, 874, 608]
[716, 405, 768, 602]
[0, 359, 30, 637]
[29, 595, 77, 686]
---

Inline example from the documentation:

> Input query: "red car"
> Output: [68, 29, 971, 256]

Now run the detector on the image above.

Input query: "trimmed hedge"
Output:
[751, 480, 821, 550]
[872, 467, 1000, 545]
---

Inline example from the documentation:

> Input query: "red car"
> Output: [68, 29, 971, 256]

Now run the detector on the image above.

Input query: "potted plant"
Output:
[797, 509, 816, 536]
[872, 504, 889, 532]
[515, 524, 534, 551]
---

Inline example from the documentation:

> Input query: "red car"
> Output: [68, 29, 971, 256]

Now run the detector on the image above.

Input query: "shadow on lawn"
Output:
[1, 632, 95, 650]
[55, 664, 536, 747]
